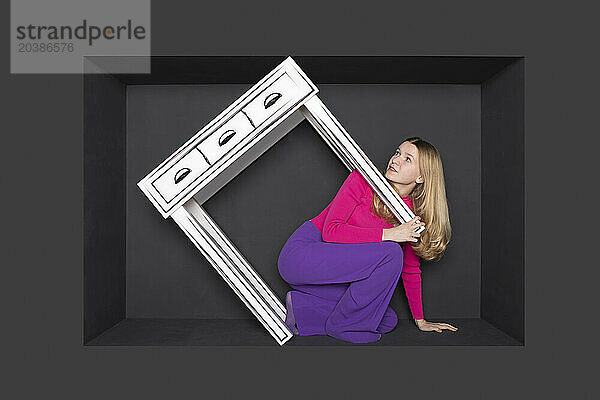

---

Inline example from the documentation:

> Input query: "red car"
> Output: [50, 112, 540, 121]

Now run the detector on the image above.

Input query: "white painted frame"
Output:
[138, 56, 423, 345]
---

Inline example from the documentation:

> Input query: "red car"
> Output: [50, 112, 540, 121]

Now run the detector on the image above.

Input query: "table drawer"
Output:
[196, 111, 254, 164]
[151, 148, 210, 203]
[241, 72, 303, 129]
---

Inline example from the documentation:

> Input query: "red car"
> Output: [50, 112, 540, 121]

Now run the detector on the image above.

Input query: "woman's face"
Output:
[385, 141, 424, 189]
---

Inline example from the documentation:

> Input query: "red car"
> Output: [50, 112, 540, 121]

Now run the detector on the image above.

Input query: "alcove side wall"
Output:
[83, 71, 127, 343]
[481, 59, 525, 343]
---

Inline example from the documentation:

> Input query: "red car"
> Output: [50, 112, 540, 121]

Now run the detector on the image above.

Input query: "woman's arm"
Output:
[402, 261, 457, 332]
[401, 263, 424, 320]
[322, 170, 384, 243]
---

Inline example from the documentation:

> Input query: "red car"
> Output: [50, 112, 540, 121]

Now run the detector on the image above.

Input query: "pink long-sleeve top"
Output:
[310, 168, 424, 320]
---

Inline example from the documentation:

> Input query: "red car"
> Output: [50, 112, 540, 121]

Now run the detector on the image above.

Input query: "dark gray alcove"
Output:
[84, 56, 523, 346]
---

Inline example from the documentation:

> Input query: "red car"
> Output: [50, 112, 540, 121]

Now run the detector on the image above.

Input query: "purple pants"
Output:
[277, 220, 404, 343]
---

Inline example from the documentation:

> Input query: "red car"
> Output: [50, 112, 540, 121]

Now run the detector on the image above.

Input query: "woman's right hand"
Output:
[382, 216, 425, 243]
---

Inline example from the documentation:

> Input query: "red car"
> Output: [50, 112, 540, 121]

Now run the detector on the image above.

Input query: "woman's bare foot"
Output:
[284, 291, 299, 335]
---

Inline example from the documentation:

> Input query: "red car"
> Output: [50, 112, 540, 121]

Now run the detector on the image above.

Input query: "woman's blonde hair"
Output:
[370, 137, 451, 261]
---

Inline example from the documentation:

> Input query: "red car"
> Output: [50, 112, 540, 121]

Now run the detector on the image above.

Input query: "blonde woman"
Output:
[277, 137, 458, 343]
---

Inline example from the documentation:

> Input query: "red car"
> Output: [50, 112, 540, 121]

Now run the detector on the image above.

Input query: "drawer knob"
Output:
[218, 129, 236, 147]
[264, 92, 282, 109]
[174, 167, 191, 184]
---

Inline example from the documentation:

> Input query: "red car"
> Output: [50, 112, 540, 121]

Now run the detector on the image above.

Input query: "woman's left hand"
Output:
[415, 319, 458, 333]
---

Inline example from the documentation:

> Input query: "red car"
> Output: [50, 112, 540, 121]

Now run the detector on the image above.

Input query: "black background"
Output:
[2, 0, 595, 398]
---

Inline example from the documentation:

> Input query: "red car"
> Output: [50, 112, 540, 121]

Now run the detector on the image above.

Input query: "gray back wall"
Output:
[126, 83, 480, 319]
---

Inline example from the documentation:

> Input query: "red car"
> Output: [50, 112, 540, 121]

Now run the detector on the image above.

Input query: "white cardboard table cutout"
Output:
[137, 56, 424, 345]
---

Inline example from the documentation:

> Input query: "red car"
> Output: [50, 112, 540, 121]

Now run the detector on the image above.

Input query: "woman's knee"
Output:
[278, 248, 302, 284]
[277, 252, 291, 282]
[380, 241, 404, 271]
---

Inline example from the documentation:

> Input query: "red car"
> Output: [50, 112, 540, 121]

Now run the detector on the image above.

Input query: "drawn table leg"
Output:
[171, 198, 292, 346]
